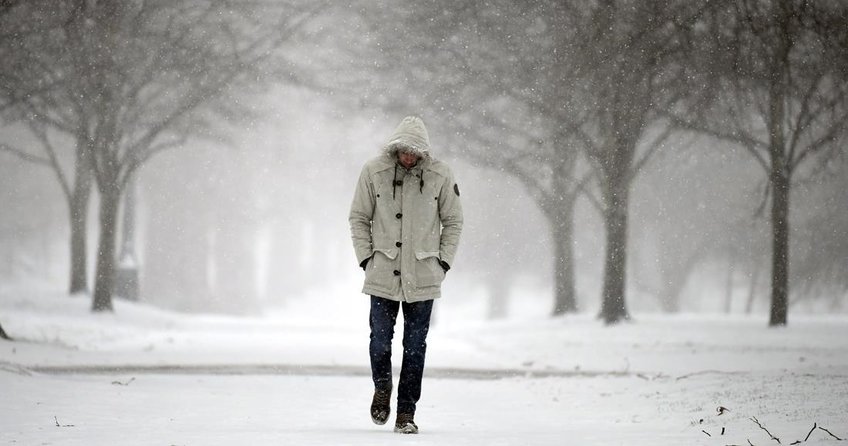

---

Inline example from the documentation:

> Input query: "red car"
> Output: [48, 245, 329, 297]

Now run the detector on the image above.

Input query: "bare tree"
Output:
[1, 1, 95, 295]
[2, 0, 323, 311]
[669, 0, 848, 326]
[557, 0, 712, 323]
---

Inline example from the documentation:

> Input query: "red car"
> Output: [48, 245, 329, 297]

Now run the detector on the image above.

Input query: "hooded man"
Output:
[349, 116, 463, 434]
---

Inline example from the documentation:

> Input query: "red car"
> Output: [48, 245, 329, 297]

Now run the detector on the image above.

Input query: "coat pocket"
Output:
[414, 251, 445, 287]
[365, 248, 399, 288]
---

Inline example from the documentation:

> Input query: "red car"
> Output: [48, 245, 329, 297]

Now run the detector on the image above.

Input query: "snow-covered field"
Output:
[2, 290, 847, 445]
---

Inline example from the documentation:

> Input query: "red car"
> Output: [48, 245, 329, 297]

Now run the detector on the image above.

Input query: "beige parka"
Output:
[349, 116, 463, 302]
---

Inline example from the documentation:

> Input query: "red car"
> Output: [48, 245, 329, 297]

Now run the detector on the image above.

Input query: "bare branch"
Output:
[750, 416, 781, 444]
[786, 75, 824, 163]
[119, 3, 327, 179]
[804, 423, 817, 442]
[119, 135, 187, 188]
[30, 124, 72, 202]
[818, 425, 843, 441]
[663, 112, 770, 172]
[574, 169, 604, 216]
[0, 142, 51, 166]
[791, 106, 848, 171]
[628, 124, 674, 184]
[496, 153, 553, 205]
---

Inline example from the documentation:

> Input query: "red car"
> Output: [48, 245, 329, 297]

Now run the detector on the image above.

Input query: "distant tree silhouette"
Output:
[669, 0, 848, 326]
[1, 0, 324, 311]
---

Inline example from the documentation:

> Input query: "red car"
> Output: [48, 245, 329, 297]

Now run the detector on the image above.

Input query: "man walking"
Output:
[349, 116, 463, 434]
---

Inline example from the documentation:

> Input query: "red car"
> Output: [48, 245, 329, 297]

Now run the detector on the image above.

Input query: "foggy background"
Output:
[1, 0, 846, 323]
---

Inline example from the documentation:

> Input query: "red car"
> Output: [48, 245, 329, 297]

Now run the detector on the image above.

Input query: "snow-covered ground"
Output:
[2, 290, 847, 445]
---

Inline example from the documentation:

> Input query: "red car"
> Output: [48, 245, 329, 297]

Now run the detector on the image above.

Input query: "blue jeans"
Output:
[369, 295, 434, 416]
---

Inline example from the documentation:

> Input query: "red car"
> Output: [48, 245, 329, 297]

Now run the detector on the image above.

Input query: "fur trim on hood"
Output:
[383, 116, 431, 159]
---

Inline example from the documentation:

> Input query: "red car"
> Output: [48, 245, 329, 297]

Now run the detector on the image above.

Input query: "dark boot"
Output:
[370, 385, 392, 425]
[394, 413, 418, 434]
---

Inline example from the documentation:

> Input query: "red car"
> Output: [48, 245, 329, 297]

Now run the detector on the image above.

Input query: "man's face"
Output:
[398, 150, 420, 169]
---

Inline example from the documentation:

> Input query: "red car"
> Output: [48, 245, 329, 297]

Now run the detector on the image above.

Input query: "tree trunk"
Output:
[724, 252, 735, 314]
[766, 14, 791, 327]
[69, 202, 89, 294]
[600, 179, 631, 324]
[114, 178, 139, 301]
[769, 166, 790, 326]
[68, 144, 93, 295]
[92, 189, 119, 312]
[745, 260, 761, 315]
[486, 272, 508, 320]
[550, 204, 577, 316]
[657, 248, 704, 313]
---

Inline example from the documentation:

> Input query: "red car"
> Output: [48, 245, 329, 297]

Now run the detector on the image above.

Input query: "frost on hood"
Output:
[383, 116, 432, 160]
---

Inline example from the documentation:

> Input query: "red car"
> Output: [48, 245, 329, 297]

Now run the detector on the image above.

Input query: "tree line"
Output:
[1, 0, 323, 313]
[339, 0, 848, 325]
[1, 0, 846, 328]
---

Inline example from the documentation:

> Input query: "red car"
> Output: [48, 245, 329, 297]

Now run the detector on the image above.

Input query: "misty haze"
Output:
[1, 1, 847, 445]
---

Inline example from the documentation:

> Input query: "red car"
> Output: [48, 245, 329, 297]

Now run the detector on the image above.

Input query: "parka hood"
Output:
[383, 116, 431, 160]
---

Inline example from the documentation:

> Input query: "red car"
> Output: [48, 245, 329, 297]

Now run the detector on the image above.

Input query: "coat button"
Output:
[396, 213, 402, 219]
[396, 242, 402, 247]
[393, 270, 400, 276]
[394, 180, 403, 186]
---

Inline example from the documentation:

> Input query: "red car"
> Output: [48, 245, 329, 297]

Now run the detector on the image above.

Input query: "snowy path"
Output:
[2, 368, 846, 446]
[23, 363, 634, 380]
[2, 293, 848, 444]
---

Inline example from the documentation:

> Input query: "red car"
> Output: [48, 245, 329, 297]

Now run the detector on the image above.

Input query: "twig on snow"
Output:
[703, 429, 712, 437]
[750, 417, 781, 444]
[804, 423, 817, 442]
[818, 426, 843, 441]
[54, 416, 74, 427]
[111, 377, 136, 386]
